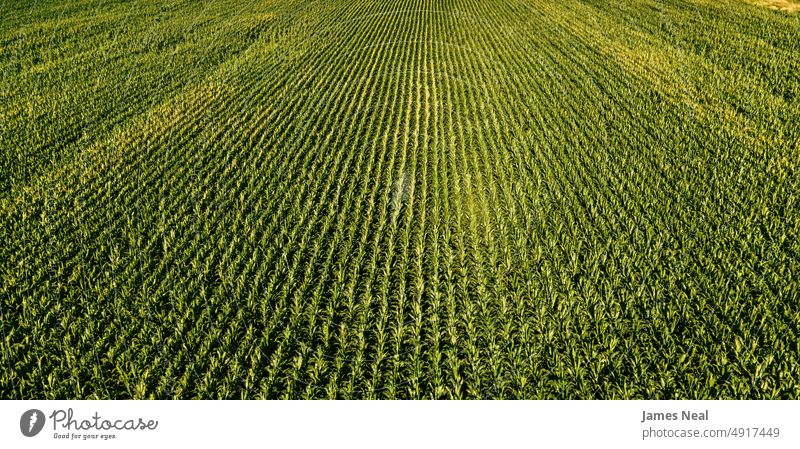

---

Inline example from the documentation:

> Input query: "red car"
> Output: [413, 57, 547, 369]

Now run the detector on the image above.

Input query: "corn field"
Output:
[1, 0, 799, 399]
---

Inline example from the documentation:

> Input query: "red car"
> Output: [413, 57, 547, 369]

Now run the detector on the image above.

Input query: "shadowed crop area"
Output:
[1, 0, 798, 399]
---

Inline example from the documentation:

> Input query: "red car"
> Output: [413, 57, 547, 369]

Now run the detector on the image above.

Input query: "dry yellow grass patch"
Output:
[750, 0, 800, 12]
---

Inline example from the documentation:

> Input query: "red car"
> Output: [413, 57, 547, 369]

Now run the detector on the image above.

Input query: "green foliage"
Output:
[1, 0, 798, 399]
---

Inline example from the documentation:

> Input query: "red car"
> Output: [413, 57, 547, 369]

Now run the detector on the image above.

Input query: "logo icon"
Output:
[20, 409, 45, 437]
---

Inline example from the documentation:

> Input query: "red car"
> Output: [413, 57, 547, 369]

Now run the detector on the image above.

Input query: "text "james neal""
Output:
[641, 410, 708, 423]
